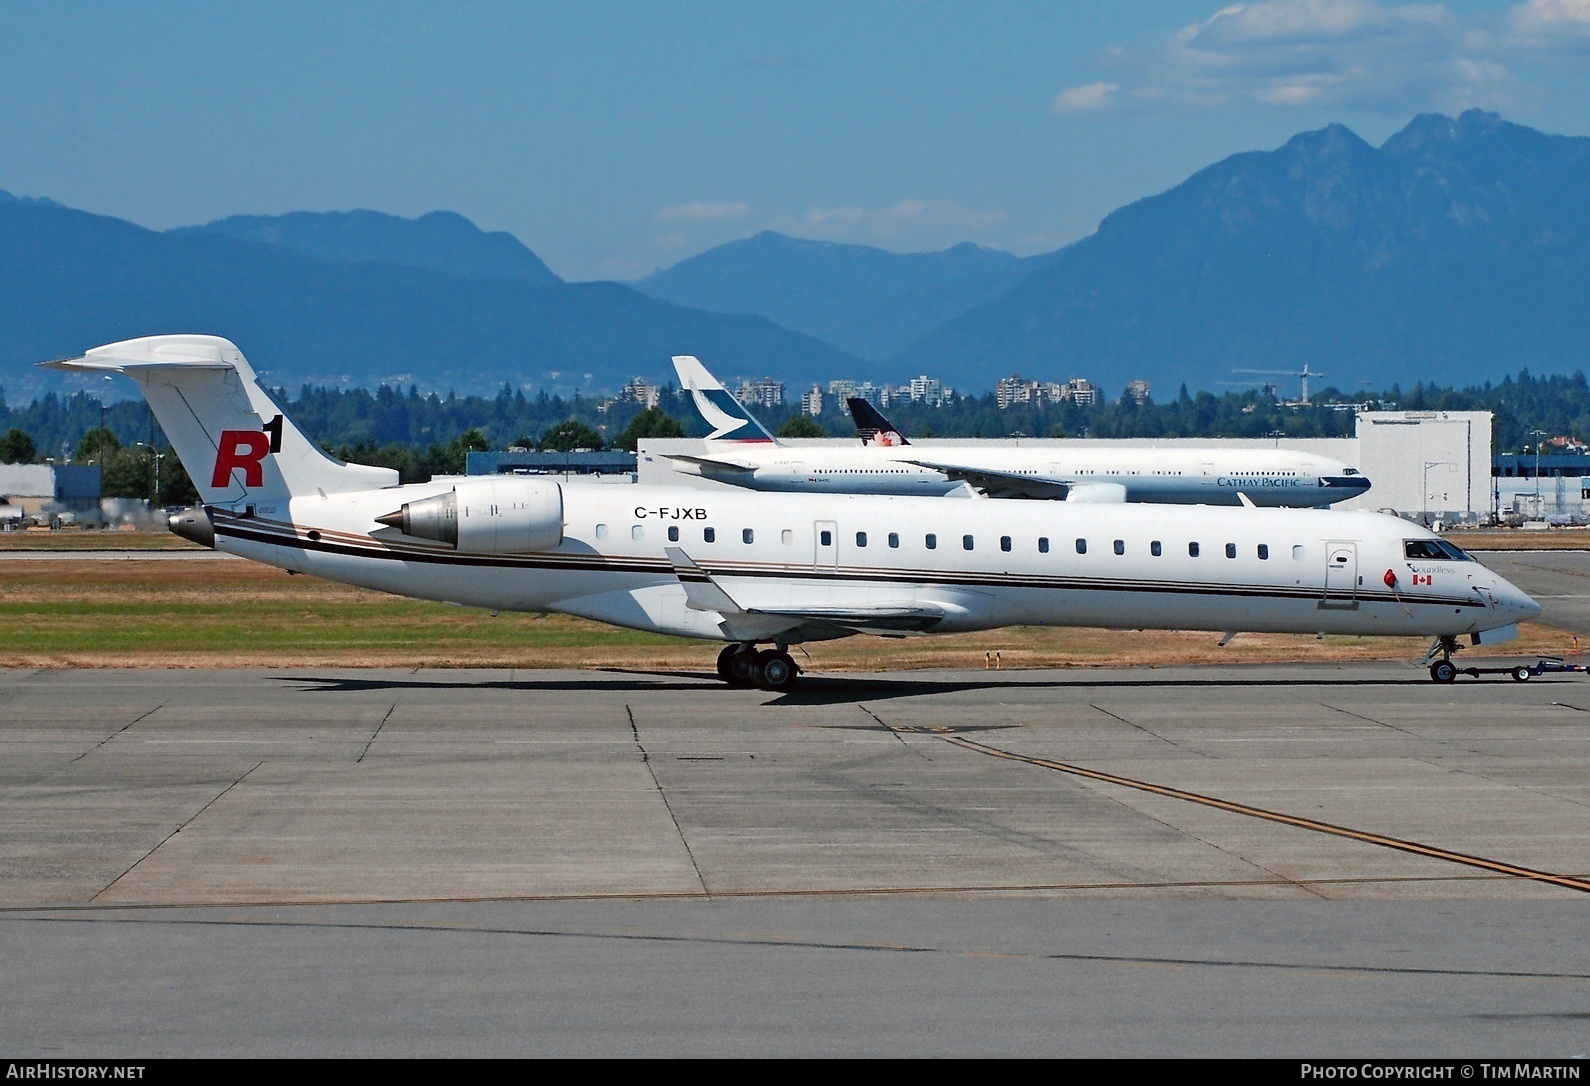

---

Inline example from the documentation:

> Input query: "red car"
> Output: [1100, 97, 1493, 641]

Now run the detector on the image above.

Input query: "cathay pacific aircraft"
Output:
[666, 355, 1370, 506]
[47, 336, 1530, 691]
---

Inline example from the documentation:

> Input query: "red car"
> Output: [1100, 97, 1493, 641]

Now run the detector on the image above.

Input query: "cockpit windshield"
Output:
[1404, 539, 1473, 562]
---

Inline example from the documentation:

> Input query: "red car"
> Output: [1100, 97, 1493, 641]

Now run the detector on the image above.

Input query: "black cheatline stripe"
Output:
[214, 517, 1485, 611]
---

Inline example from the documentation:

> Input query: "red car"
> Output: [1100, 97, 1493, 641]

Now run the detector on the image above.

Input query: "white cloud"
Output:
[1507, 0, 1590, 46]
[780, 199, 1007, 247]
[1052, 81, 1120, 113]
[1051, 0, 1581, 117]
[654, 200, 753, 223]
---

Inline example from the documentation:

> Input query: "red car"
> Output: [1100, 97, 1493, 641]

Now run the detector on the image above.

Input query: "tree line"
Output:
[5, 370, 1590, 502]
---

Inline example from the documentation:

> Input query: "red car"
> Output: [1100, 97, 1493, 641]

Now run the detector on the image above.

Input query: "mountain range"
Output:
[898, 109, 1590, 397]
[3, 108, 1587, 403]
[0, 198, 859, 402]
[633, 231, 1049, 362]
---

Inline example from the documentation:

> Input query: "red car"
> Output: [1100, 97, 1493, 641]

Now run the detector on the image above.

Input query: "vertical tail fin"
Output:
[42, 335, 398, 506]
[671, 355, 778, 444]
[846, 397, 910, 447]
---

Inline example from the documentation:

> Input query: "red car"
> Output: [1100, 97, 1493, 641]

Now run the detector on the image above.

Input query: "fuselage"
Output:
[672, 444, 1370, 506]
[51, 335, 1530, 691]
[219, 481, 1534, 645]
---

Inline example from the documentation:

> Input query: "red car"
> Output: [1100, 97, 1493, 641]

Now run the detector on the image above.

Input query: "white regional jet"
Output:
[47, 336, 1534, 691]
[667, 355, 1370, 505]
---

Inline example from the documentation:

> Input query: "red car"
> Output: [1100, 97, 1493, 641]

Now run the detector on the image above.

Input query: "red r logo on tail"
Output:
[211, 430, 270, 488]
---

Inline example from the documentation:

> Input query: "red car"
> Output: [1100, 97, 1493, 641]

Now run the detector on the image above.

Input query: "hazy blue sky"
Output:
[3, 1, 1587, 281]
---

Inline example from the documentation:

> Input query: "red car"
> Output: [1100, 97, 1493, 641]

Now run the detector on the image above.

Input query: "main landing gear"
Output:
[716, 643, 800, 692]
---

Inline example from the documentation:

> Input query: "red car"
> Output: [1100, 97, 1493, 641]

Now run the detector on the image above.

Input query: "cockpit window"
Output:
[1342, 467, 1360, 476]
[1404, 539, 1473, 561]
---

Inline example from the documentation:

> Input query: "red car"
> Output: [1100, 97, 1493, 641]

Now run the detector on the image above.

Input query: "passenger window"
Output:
[1113, 539, 1125, 555]
[1257, 544, 1269, 560]
[1038, 537, 1049, 554]
[1076, 538, 1087, 554]
[632, 525, 644, 540]
[595, 524, 608, 539]
[742, 529, 754, 544]
[1293, 545, 1304, 560]
[925, 533, 937, 550]
[1000, 536, 1012, 552]
[1151, 540, 1162, 557]
[963, 535, 974, 551]
[856, 531, 868, 547]
[781, 529, 793, 545]
[704, 527, 716, 543]
[668, 526, 679, 542]
[1225, 543, 1237, 559]
[1189, 542, 1200, 557]
[888, 532, 900, 549]
[819, 530, 832, 546]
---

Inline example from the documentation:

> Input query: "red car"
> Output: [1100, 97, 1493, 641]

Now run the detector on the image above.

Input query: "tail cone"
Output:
[168, 507, 215, 548]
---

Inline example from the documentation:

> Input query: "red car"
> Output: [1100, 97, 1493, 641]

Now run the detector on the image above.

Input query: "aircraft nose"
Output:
[1496, 575, 1543, 622]
[1324, 474, 1371, 493]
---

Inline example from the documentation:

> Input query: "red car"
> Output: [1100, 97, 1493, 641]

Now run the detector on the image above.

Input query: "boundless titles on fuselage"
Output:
[664, 355, 1371, 506]
[46, 336, 1534, 692]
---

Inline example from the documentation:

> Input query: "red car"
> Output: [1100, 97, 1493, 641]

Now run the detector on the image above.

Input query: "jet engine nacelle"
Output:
[1064, 482, 1128, 503]
[382, 478, 564, 552]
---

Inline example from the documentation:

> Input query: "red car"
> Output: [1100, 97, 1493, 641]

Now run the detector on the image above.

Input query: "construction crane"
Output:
[1232, 365, 1325, 405]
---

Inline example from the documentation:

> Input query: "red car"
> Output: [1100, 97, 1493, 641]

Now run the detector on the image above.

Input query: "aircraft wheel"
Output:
[757, 649, 798, 692]
[722, 645, 760, 686]
[1429, 659, 1458, 683]
[1511, 666, 1533, 682]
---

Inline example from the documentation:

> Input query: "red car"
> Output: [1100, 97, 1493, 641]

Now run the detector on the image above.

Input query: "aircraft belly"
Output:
[1120, 481, 1336, 508]
[991, 582, 1478, 637]
[552, 583, 727, 640]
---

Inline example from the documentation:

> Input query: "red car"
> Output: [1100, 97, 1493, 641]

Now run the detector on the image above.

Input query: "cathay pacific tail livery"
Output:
[47, 336, 1531, 691]
[668, 356, 1370, 506]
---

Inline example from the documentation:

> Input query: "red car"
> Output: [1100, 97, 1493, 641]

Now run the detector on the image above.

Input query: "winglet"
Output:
[663, 547, 744, 614]
[671, 356, 777, 444]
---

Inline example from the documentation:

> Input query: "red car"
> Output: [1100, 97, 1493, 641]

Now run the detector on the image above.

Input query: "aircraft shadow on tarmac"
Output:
[276, 668, 1453, 705]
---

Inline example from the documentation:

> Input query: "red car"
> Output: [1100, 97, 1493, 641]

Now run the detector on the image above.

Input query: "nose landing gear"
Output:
[1424, 635, 1589, 682]
[1426, 635, 1462, 683]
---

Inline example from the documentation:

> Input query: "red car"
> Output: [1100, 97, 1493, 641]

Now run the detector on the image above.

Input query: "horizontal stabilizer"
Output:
[40, 335, 398, 505]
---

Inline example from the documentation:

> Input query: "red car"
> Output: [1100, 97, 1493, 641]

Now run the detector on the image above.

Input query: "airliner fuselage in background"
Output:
[665, 442, 1370, 505]
[666, 355, 1370, 506]
[47, 337, 1531, 692]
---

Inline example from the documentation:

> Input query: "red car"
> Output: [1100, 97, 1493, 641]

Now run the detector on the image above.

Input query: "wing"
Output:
[663, 547, 949, 639]
[899, 459, 1127, 502]
[658, 452, 761, 473]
